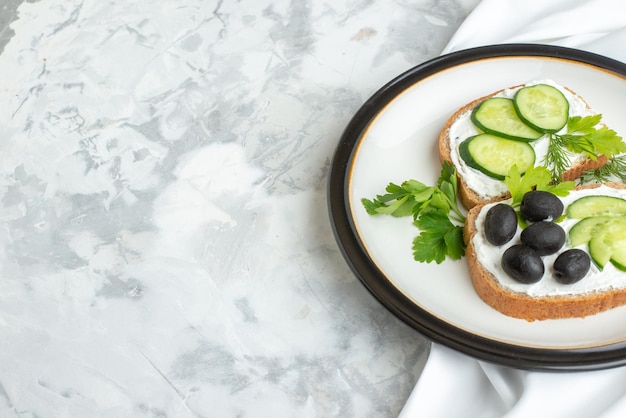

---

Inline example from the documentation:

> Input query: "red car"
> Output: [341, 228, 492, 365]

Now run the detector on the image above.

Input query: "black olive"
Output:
[520, 190, 564, 222]
[501, 244, 544, 284]
[553, 249, 591, 284]
[484, 203, 518, 246]
[520, 221, 566, 256]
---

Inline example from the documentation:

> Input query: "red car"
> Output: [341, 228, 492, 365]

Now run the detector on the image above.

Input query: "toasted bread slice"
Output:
[464, 182, 626, 321]
[439, 83, 608, 210]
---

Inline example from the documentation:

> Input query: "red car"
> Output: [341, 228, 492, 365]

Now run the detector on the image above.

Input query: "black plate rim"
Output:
[327, 43, 626, 371]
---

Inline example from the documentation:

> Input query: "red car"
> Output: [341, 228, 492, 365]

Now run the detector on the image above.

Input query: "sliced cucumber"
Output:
[459, 133, 535, 180]
[568, 215, 626, 247]
[513, 84, 569, 133]
[566, 196, 626, 271]
[589, 234, 612, 270]
[610, 245, 626, 271]
[471, 97, 543, 141]
[566, 195, 626, 219]
[572, 216, 626, 270]
[588, 225, 626, 270]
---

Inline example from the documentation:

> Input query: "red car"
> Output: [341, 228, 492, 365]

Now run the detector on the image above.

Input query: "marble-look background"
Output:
[0, 0, 478, 416]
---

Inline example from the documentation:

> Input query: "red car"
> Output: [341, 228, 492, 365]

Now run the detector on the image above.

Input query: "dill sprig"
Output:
[542, 114, 626, 183]
[582, 155, 626, 183]
[542, 133, 573, 183]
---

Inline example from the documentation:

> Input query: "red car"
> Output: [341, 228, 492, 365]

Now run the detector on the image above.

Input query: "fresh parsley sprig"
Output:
[412, 210, 465, 263]
[504, 165, 575, 208]
[503, 165, 575, 226]
[361, 161, 466, 264]
[543, 114, 626, 182]
[362, 162, 577, 265]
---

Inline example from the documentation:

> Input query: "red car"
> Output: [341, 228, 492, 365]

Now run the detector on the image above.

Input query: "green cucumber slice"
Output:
[589, 234, 612, 269]
[588, 225, 626, 270]
[610, 245, 626, 271]
[513, 84, 569, 133]
[566, 195, 626, 219]
[459, 133, 535, 180]
[471, 97, 543, 141]
[568, 216, 626, 247]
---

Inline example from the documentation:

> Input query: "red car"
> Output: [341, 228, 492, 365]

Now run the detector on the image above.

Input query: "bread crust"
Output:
[464, 182, 626, 321]
[439, 85, 608, 210]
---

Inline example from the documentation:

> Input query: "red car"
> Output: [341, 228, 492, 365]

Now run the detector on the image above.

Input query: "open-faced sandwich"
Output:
[465, 182, 626, 321]
[363, 79, 626, 321]
[438, 80, 623, 210]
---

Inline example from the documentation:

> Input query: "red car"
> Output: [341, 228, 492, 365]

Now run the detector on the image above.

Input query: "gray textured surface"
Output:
[0, 1, 478, 416]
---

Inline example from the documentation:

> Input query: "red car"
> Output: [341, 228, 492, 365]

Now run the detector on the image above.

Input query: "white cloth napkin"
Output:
[400, 1, 626, 417]
[443, 0, 626, 62]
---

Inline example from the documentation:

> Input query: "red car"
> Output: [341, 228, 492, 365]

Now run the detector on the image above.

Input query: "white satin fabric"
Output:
[400, 1, 626, 416]
[443, 0, 626, 62]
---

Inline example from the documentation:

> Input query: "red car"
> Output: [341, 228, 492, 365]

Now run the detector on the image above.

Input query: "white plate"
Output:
[329, 44, 626, 370]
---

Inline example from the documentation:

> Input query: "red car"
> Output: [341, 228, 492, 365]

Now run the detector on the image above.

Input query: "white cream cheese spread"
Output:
[473, 185, 626, 297]
[448, 79, 597, 201]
